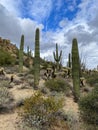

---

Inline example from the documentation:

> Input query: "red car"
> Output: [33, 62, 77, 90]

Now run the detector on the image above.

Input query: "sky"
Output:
[0, 0, 98, 69]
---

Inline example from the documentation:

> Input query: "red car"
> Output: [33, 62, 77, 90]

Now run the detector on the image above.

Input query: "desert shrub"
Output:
[19, 91, 65, 129]
[0, 49, 15, 65]
[0, 81, 9, 87]
[16, 98, 25, 107]
[40, 87, 50, 94]
[64, 110, 79, 130]
[25, 74, 34, 79]
[0, 87, 13, 108]
[86, 73, 98, 86]
[27, 79, 34, 87]
[80, 123, 98, 130]
[45, 78, 70, 94]
[29, 67, 34, 75]
[79, 86, 98, 125]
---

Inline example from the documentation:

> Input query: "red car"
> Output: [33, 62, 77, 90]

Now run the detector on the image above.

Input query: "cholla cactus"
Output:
[53, 43, 62, 70]
[19, 35, 24, 73]
[34, 28, 40, 87]
[72, 38, 80, 101]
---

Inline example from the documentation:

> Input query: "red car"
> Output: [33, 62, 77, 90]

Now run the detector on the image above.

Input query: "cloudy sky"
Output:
[0, 0, 98, 69]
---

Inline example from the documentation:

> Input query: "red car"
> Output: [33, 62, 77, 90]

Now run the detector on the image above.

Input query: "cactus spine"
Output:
[53, 43, 62, 70]
[72, 38, 80, 101]
[34, 28, 40, 87]
[19, 35, 24, 73]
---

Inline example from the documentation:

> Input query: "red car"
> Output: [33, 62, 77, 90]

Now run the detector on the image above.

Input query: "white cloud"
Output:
[28, 0, 52, 21]
[0, 4, 43, 49]
[0, 0, 21, 16]
[77, 0, 98, 21]
[0, 0, 53, 22]
[55, 0, 63, 10]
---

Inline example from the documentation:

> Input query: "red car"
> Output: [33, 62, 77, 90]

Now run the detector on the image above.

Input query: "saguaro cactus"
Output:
[72, 38, 80, 101]
[27, 46, 30, 57]
[66, 53, 71, 77]
[19, 35, 24, 73]
[68, 53, 71, 68]
[34, 28, 40, 87]
[53, 43, 62, 70]
[27, 46, 32, 58]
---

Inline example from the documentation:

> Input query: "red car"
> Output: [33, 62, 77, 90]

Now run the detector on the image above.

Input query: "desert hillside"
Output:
[0, 36, 98, 130]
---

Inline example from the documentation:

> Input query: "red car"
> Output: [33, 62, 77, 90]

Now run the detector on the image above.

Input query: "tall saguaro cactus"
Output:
[53, 43, 62, 70]
[19, 35, 24, 73]
[34, 28, 40, 87]
[72, 38, 80, 102]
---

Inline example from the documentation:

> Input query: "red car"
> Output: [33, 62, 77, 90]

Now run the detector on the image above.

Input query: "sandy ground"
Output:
[0, 87, 35, 130]
[0, 111, 18, 130]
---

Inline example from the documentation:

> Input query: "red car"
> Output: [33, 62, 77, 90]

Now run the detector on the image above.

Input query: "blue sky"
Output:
[16, 0, 81, 30]
[0, 0, 98, 69]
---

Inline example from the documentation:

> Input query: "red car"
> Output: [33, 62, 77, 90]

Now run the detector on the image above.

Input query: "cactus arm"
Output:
[53, 51, 56, 61]
[59, 50, 62, 61]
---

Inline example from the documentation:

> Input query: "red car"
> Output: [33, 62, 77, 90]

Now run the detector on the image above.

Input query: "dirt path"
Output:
[0, 111, 18, 130]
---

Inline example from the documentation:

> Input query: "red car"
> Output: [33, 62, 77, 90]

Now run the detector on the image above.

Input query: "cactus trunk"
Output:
[72, 38, 80, 102]
[34, 28, 40, 87]
[19, 35, 24, 73]
[68, 53, 71, 68]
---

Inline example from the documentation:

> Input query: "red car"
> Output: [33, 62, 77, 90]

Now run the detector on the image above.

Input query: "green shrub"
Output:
[79, 86, 98, 125]
[19, 91, 64, 129]
[0, 49, 15, 65]
[45, 78, 70, 94]
[86, 73, 98, 87]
